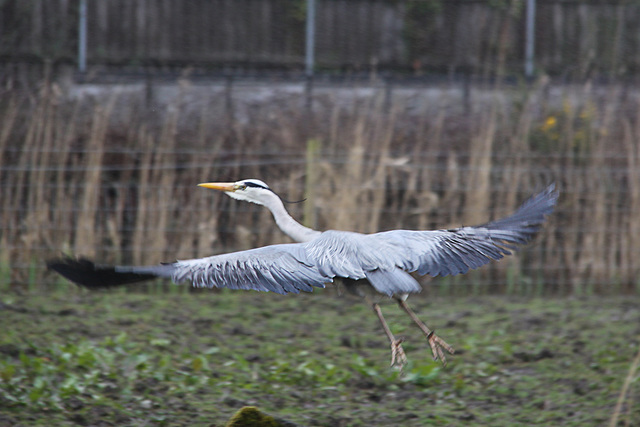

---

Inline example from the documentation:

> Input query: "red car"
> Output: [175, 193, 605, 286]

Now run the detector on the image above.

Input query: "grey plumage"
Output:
[50, 183, 557, 297]
[48, 179, 557, 367]
[171, 244, 326, 294]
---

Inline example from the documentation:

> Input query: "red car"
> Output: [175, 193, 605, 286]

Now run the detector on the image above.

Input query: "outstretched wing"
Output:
[49, 244, 330, 295]
[368, 183, 558, 278]
[170, 244, 328, 294]
[300, 184, 558, 295]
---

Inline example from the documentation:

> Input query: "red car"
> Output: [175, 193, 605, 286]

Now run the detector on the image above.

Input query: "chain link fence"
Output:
[2, 0, 640, 81]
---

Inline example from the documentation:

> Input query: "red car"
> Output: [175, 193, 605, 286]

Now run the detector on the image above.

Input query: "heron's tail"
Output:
[47, 257, 174, 289]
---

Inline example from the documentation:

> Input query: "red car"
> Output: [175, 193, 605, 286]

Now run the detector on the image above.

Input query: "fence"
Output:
[1, 77, 639, 295]
[2, 0, 640, 80]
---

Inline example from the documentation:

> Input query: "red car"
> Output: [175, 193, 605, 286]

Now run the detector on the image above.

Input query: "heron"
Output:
[49, 180, 557, 368]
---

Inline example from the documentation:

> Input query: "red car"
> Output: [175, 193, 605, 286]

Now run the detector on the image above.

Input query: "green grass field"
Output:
[1, 284, 639, 426]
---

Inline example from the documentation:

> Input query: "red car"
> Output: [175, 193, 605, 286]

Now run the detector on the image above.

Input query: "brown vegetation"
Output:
[1, 77, 638, 295]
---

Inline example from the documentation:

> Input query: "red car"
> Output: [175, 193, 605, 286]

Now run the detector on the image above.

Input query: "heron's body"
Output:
[49, 179, 558, 368]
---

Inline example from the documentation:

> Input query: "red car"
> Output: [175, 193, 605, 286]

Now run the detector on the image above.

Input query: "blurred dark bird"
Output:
[49, 180, 557, 368]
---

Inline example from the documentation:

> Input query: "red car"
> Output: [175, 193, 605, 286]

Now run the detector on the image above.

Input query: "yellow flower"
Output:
[541, 116, 557, 132]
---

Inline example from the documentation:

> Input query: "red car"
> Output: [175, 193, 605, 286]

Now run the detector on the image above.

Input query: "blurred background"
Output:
[1, 0, 639, 295]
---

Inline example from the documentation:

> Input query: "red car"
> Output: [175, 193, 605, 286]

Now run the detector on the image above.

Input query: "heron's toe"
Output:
[390, 338, 408, 370]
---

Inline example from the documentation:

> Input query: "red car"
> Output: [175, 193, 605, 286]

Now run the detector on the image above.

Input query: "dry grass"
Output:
[609, 340, 640, 427]
[1, 77, 639, 295]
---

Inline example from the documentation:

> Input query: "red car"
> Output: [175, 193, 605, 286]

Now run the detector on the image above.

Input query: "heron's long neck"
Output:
[262, 196, 321, 243]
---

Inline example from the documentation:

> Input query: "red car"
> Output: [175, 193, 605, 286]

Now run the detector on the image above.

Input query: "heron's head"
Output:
[198, 179, 277, 206]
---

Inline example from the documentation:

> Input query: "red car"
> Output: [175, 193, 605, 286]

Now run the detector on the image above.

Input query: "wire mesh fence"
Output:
[1, 75, 639, 296]
[2, 0, 640, 80]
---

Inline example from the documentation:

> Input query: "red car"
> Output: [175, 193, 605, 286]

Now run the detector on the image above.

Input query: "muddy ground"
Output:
[1, 284, 639, 426]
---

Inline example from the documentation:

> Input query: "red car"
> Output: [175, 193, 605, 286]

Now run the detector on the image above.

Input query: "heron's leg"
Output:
[365, 297, 407, 369]
[396, 298, 455, 366]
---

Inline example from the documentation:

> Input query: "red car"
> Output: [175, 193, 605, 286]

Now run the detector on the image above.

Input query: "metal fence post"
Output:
[78, 0, 87, 73]
[525, 0, 536, 79]
[305, 0, 316, 77]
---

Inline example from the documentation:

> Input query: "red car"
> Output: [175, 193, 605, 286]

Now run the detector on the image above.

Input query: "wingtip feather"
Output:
[48, 257, 158, 289]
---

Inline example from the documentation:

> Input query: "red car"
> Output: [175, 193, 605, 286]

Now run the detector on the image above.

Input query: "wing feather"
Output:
[51, 244, 330, 294]
[371, 184, 558, 278]
[298, 184, 557, 286]
[173, 244, 329, 294]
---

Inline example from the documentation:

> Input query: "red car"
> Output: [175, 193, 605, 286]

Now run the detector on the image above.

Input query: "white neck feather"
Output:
[261, 194, 321, 243]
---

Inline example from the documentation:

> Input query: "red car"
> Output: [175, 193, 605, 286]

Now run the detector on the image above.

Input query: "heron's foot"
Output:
[390, 338, 408, 370]
[427, 331, 455, 366]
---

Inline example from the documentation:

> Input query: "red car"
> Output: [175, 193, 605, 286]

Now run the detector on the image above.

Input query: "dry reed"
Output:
[1, 77, 639, 295]
[608, 340, 640, 427]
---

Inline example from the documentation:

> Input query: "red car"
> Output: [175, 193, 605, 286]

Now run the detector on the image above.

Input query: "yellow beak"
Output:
[197, 182, 238, 192]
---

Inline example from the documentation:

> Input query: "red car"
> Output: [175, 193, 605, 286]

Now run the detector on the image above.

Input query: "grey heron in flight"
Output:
[49, 180, 557, 368]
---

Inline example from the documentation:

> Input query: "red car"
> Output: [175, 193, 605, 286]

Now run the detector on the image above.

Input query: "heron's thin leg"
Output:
[396, 298, 454, 366]
[365, 297, 407, 369]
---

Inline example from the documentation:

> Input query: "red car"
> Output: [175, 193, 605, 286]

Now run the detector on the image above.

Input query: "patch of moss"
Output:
[225, 406, 279, 427]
